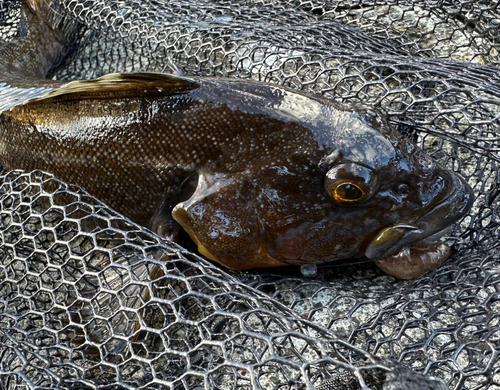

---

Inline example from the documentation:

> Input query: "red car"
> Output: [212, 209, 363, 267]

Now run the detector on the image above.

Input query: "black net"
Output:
[1, 0, 500, 389]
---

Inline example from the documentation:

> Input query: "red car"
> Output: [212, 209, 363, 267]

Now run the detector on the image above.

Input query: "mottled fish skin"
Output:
[0, 2, 473, 277]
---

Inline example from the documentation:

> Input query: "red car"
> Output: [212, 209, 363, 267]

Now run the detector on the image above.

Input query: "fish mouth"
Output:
[365, 171, 473, 263]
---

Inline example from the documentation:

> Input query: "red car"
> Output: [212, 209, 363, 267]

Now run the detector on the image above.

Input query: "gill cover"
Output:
[171, 173, 286, 270]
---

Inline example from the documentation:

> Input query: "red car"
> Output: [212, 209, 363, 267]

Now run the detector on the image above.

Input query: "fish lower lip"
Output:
[365, 171, 473, 261]
[374, 241, 451, 279]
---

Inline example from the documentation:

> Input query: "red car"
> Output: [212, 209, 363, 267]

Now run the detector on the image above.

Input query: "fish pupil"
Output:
[335, 183, 364, 202]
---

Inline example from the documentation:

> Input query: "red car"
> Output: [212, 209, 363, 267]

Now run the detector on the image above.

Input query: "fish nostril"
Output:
[395, 183, 409, 197]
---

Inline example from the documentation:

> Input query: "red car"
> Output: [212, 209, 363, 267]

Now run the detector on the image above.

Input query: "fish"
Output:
[0, 1, 473, 279]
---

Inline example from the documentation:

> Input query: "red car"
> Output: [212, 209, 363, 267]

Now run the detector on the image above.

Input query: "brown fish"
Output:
[0, 1, 473, 278]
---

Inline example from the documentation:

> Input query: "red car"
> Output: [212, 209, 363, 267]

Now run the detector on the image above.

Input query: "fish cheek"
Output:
[255, 179, 402, 265]
[253, 180, 356, 263]
[257, 205, 366, 264]
[171, 173, 286, 270]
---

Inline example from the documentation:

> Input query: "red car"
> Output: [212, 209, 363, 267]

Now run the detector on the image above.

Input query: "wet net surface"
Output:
[1, 0, 500, 389]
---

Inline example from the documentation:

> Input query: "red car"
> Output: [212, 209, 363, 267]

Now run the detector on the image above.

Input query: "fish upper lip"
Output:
[365, 170, 473, 260]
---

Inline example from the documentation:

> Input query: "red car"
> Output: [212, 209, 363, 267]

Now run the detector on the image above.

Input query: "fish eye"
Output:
[328, 182, 367, 204]
[324, 163, 374, 205]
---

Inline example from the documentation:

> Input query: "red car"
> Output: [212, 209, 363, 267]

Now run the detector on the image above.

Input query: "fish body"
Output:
[0, 1, 473, 278]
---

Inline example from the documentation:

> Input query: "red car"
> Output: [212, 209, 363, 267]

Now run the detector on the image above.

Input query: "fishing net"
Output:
[0, 0, 499, 389]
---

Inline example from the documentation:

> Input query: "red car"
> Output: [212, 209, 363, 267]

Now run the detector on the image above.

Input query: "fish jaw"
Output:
[364, 170, 473, 278]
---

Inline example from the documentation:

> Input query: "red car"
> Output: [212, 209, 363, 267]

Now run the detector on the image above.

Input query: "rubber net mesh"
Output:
[0, 0, 499, 389]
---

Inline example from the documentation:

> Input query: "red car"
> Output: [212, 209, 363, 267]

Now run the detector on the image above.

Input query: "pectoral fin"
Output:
[151, 201, 181, 242]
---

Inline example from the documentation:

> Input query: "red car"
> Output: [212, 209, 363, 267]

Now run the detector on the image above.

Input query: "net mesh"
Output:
[1, 0, 500, 389]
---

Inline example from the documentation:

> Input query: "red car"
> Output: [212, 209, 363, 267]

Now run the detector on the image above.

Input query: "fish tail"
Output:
[0, 0, 66, 80]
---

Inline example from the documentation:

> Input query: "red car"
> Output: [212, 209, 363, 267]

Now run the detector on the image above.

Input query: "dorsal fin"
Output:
[32, 72, 200, 102]
[26, 0, 43, 12]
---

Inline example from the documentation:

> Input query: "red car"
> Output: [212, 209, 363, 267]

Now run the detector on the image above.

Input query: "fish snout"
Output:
[365, 169, 473, 261]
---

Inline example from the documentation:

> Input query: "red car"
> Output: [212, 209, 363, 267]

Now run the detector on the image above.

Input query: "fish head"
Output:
[171, 104, 473, 278]
[253, 134, 472, 277]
